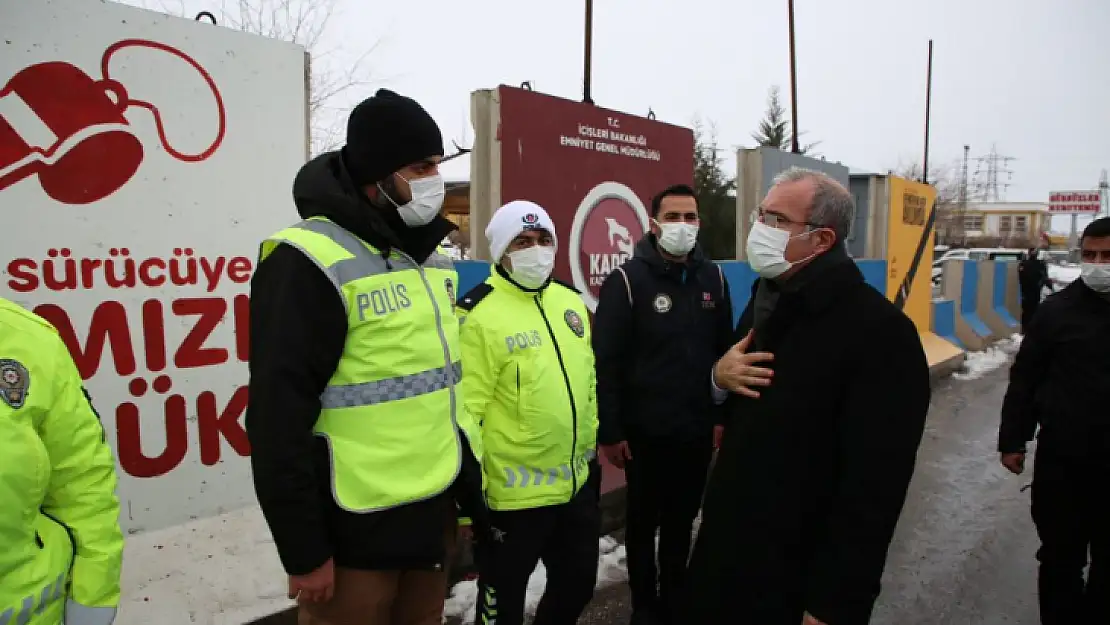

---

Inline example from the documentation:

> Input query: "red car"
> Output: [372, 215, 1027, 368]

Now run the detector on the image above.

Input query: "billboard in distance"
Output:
[493, 86, 694, 310]
[885, 176, 938, 333]
[1048, 190, 1100, 214]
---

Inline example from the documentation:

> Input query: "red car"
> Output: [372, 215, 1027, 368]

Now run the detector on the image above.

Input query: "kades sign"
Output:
[496, 86, 695, 311]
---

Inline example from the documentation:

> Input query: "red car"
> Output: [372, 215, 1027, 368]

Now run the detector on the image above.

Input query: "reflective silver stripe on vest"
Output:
[0, 573, 65, 625]
[501, 449, 597, 488]
[320, 360, 463, 409]
[63, 600, 117, 625]
[294, 219, 391, 287]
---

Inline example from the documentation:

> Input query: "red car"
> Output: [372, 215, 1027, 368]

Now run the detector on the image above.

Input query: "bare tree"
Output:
[893, 160, 966, 246]
[157, 0, 377, 155]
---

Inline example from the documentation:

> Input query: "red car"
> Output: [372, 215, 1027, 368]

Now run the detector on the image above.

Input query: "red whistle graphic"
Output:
[0, 39, 226, 205]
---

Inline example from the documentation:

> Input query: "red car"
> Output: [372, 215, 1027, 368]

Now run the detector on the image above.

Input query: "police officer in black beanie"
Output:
[246, 89, 488, 625]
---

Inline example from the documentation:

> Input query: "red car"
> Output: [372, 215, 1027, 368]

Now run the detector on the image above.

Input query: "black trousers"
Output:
[1021, 296, 1040, 332]
[1031, 451, 1109, 625]
[474, 479, 601, 625]
[624, 433, 714, 620]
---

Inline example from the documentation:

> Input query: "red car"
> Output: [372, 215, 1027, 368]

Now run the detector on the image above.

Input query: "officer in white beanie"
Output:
[456, 200, 601, 625]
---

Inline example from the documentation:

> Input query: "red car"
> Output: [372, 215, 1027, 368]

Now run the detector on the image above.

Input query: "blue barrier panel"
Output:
[931, 299, 962, 348]
[856, 259, 887, 295]
[718, 262, 757, 326]
[992, 261, 1018, 328]
[456, 260, 492, 295]
[960, 260, 992, 338]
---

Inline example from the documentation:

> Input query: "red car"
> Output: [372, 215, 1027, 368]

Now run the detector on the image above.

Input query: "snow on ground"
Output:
[443, 536, 627, 624]
[953, 334, 1022, 381]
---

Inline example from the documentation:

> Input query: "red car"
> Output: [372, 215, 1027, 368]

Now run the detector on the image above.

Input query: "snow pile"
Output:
[953, 334, 1022, 381]
[443, 536, 627, 624]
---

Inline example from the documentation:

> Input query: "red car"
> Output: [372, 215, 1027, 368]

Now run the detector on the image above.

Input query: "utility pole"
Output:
[921, 40, 933, 184]
[1099, 169, 1109, 218]
[787, 0, 800, 153]
[582, 0, 594, 105]
[951, 144, 970, 246]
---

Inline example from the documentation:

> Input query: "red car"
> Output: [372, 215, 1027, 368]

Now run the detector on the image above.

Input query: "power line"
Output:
[969, 143, 1016, 201]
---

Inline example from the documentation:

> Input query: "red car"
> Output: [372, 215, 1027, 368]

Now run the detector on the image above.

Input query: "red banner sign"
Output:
[496, 86, 695, 310]
[1048, 190, 1101, 213]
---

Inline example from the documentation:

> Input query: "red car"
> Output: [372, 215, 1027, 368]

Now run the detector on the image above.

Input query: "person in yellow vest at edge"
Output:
[245, 89, 487, 625]
[0, 296, 124, 625]
[456, 200, 602, 625]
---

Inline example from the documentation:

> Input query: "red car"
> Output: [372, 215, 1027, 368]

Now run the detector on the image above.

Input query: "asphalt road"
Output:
[574, 366, 1043, 625]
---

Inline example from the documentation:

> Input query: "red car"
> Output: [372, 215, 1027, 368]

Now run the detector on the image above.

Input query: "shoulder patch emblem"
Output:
[457, 282, 495, 312]
[444, 277, 456, 306]
[653, 293, 672, 314]
[0, 359, 30, 408]
[564, 309, 585, 338]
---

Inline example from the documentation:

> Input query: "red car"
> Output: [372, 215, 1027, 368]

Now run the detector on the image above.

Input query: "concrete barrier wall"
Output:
[931, 299, 961, 348]
[976, 261, 1014, 339]
[1005, 261, 1022, 321]
[940, 260, 988, 351]
[988, 261, 1020, 335]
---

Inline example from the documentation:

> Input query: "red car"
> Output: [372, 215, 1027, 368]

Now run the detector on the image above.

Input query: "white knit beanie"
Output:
[485, 200, 558, 262]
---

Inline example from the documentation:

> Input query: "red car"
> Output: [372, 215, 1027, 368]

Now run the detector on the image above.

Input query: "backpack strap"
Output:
[614, 266, 633, 307]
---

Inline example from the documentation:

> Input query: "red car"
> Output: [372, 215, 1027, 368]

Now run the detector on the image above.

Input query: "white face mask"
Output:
[655, 221, 699, 256]
[508, 245, 556, 289]
[381, 173, 445, 227]
[1080, 262, 1110, 293]
[745, 221, 816, 279]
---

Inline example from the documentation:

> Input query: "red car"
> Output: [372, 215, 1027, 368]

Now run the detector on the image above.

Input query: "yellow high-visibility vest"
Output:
[258, 217, 481, 512]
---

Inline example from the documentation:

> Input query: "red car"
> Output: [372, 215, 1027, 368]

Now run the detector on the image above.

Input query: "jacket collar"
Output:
[752, 246, 861, 314]
[490, 264, 550, 299]
[633, 233, 707, 280]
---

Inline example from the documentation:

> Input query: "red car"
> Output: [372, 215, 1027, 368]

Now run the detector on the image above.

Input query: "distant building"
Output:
[957, 201, 1049, 246]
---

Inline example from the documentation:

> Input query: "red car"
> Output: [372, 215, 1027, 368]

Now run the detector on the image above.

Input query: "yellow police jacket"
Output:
[0, 297, 124, 625]
[456, 268, 598, 512]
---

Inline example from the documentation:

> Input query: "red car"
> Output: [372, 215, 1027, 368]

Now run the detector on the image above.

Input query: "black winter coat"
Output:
[245, 151, 487, 576]
[999, 279, 1110, 458]
[593, 235, 734, 444]
[685, 258, 931, 625]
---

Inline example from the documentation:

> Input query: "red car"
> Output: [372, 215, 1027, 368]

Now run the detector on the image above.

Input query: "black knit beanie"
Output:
[344, 89, 444, 186]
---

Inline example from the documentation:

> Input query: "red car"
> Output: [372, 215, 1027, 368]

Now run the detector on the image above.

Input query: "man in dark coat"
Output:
[1018, 246, 1052, 331]
[998, 217, 1110, 624]
[685, 167, 932, 625]
[593, 184, 735, 625]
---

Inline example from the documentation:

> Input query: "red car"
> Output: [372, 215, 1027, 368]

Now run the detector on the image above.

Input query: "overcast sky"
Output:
[141, 0, 1108, 232]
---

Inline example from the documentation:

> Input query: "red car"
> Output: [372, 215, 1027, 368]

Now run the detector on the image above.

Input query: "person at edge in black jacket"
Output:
[998, 216, 1110, 625]
[1018, 246, 1053, 331]
[593, 184, 734, 625]
[685, 167, 931, 625]
[245, 89, 488, 625]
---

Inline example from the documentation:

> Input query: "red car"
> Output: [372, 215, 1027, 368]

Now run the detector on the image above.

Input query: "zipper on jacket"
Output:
[533, 293, 579, 500]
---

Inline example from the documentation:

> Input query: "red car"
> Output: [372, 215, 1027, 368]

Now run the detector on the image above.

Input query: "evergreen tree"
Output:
[751, 85, 819, 156]
[692, 118, 737, 260]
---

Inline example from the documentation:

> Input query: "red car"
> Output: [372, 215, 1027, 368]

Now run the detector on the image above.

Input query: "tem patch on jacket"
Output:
[653, 293, 672, 313]
[564, 309, 585, 337]
[0, 359, 30, 408]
